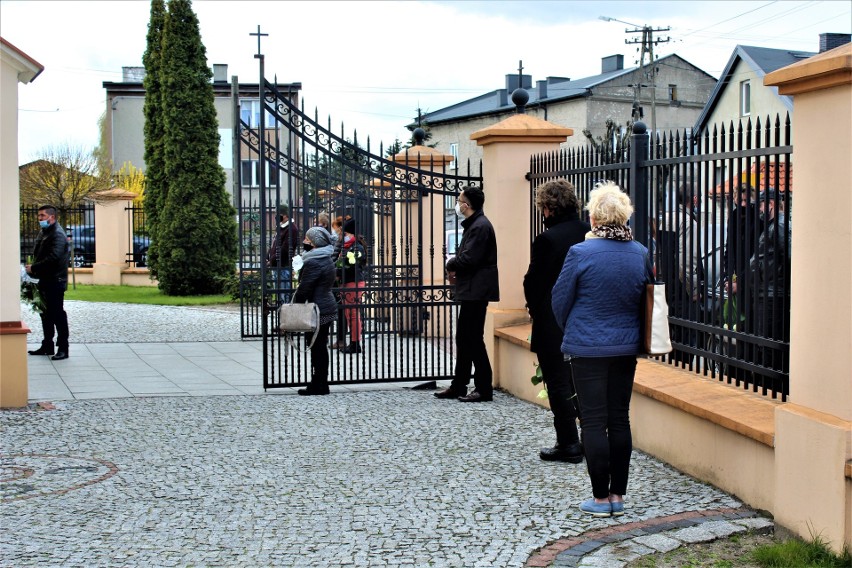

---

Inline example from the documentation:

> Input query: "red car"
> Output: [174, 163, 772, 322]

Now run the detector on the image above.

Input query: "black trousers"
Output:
[310, 322, 332, 387]
[37, 280, 69, 352]
[570, 355, 637, 499]
[537, 348, 581, 446]
[450, 301, 492, 395]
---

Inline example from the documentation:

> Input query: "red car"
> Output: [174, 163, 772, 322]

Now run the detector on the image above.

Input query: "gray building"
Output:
[102, 64, 301, 207]
[418, 53, 716, 175]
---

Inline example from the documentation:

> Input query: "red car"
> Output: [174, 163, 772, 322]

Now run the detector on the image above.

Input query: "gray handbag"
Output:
[277, 300, 320, 349]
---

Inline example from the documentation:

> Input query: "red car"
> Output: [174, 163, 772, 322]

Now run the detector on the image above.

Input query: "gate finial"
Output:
[250, 25, 268, 59]
[512, 59, 529, 114]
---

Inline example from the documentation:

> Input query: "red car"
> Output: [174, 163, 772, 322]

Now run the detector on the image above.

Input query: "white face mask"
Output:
[454, 203, 465, 218]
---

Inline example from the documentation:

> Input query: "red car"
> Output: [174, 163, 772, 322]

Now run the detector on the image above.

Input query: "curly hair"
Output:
[585, 181, 633, 226]
[534, 179, 581, 216]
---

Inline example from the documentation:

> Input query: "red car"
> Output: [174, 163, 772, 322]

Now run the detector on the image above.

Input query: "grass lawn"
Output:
[64, 284, 234, 307]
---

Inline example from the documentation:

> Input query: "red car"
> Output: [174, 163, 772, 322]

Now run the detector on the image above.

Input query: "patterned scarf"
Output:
[588, 224, 633, 241]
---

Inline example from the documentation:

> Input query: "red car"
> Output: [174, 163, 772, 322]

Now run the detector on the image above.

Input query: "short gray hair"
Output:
[585, 181, 633, 225]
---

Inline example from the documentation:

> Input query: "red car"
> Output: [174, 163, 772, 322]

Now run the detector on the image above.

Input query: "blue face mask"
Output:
[39, 220, 50, 229]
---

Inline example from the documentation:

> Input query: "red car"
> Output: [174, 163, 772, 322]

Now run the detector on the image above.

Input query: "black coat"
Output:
[523, 212, 590, 353]
[293, 254, 337, 316]
[446, 209, 499, 302]
[30, 222, 70, 284]
[266, 221, 300, 268]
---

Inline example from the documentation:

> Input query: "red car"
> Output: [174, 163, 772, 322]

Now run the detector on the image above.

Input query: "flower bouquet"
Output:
[20, 265, 45, 313]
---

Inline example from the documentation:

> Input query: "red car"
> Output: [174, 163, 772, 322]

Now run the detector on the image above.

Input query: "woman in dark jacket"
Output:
[551, 182, 650, 518]
[292, 227, 338, 395]
[524, 180, 590, 462]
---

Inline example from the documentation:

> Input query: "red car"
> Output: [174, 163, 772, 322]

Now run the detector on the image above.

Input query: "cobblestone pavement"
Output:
[4, 302, 772, 567]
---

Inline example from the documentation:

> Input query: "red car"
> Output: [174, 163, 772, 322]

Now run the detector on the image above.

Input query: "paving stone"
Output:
[633, 533, 684, 553]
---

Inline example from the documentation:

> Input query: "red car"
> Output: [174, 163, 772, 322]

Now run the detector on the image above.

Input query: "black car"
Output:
[65, 224, 150, 268]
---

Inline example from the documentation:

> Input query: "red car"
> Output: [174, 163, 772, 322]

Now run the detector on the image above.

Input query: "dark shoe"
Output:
[539, 443, 584, 463]
[28, 347, 54, 356]
[340, 342, 362, 354]
[297, 387, 329, 396]
[434, 387, 465, 399]
[458, 391, 492, 402]
[51, 352, 69, 361]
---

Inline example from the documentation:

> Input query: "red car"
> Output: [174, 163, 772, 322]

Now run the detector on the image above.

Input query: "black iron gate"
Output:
[237, 56, 482, 389]
[528, 117, 792, 400]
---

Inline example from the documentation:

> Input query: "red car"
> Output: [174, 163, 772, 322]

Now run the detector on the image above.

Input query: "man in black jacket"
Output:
[266, 205, 300, 302]
[26, 205, 71, 360]
[524, 180, 589, 462]
[437, 188, 500, 402]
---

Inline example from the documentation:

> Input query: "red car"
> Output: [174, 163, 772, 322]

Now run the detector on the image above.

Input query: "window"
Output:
[448, 143, 459, 170]
[239, 99, 274, 128]
[740, 80, 751, 116]
[668, 84, 677, 102]
[241, 160, 280, 188]
[241, 160, 259, 187]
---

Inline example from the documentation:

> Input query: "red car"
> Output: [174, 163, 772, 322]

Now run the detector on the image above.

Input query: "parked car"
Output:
[65, 224, 150, 268]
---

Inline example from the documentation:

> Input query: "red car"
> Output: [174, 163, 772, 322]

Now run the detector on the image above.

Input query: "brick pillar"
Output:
[470, 114, 573, 386]
[92, 188, 136, 285]
[765, 43, 852, 554]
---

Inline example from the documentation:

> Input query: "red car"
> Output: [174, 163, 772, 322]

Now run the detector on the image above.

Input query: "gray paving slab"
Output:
[7, 301, 770, 567]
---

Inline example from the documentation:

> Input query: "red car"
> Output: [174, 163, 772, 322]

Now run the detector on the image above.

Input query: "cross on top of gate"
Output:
[250, 25, 268, 59]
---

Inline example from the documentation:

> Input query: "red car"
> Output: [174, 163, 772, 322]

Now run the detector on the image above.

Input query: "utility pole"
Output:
[624, 24, 670, 139]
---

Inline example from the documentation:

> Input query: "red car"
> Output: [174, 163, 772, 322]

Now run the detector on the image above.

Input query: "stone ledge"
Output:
[494, 322, 778, 448]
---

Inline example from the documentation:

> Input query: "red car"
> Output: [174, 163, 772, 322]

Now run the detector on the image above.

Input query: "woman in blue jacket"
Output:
[551, 182, 650, 518]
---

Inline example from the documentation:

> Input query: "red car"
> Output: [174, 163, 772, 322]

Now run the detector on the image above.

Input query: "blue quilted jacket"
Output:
[551, 236, 649, 357]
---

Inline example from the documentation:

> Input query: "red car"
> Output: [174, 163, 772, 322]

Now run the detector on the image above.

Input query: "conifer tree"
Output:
[156, 0, 237, 295]
[142, 0, 166, 278]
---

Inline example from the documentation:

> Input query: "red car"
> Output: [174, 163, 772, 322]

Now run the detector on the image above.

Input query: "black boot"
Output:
[539, 442, 584, 463]
[341, 341, 362, 354]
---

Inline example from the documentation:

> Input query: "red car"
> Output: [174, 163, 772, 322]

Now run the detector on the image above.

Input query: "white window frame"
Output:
[239, 99, 275, 128]
[668, 84, 677, 101]
[240, 160, 279, 188]
[448, 143, 459, 171]
[740, 80, 751, 117]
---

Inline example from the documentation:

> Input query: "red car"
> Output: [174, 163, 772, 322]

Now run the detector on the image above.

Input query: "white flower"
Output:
[291, 255, 304, 274]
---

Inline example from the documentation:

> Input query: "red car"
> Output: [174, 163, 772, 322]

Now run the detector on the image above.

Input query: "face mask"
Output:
[344, 234, 355, 243]
[39, 220, 50, 229]
[302, 243, 313, 252]
[454, 203, 465, 218]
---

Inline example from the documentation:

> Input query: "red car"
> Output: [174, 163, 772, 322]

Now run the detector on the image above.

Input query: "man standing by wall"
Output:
[437, 188, 499, 402]
[26, 205, 70, 360]
[524, 180, 589, 462]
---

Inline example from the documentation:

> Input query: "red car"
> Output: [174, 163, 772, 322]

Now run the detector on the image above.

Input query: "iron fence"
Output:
[124, 205, 151, 268]
[529, 114, 792, 400]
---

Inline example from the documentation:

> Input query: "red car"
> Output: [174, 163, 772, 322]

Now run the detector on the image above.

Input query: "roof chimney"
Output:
[505, 73, 532, 92]
[536, 80, 548, 100]
[213, 64, 228, 83]
[601, 54, 624, 73]
[820, 33, 851, 53]
[122, 66, 146, 82]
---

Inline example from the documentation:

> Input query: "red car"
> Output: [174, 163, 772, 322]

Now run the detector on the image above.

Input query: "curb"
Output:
[525, 507, 773, 567]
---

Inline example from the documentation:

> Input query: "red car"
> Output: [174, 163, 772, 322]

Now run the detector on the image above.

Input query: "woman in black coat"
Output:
[292, 226, 338, 395]
[523, 180, 590, 462]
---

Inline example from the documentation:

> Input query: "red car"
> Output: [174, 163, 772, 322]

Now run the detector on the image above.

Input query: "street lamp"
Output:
[598, 15, 642, 29]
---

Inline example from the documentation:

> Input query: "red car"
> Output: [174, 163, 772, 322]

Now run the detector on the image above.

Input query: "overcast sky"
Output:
[2, 0, 849, 164]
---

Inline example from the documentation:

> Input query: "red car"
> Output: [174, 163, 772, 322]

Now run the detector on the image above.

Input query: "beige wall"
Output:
[765, 45, 852, 553]
[707, 59, 792, 132]
[1, 55, 23, 327]
[1, 38, 41, 408]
